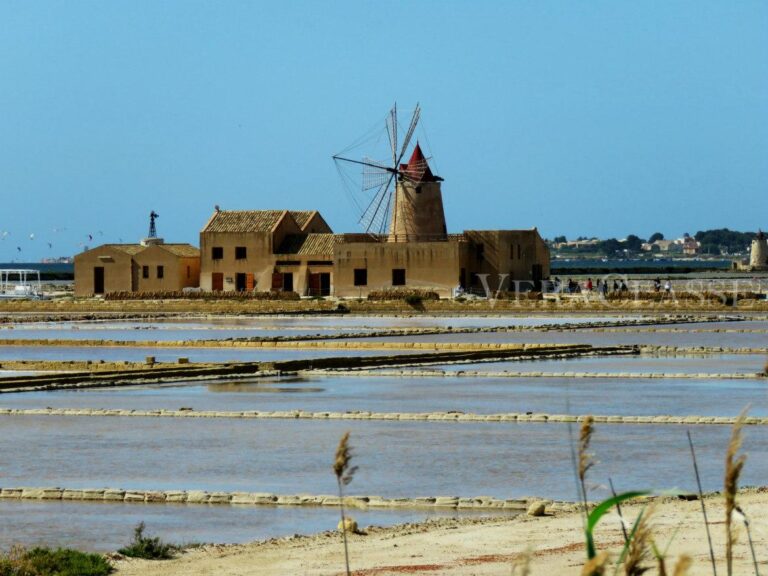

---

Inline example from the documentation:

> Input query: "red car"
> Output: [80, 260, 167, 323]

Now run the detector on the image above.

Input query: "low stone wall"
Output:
[1, 407, 764, 426]
[0, 486, 576, 512]
[0, 344, 618, 393]
[309, 368, 764, 380]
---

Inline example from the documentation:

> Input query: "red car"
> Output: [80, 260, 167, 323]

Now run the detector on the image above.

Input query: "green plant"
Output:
[0, 546, 112, 576]
[118, 522, 177, 560]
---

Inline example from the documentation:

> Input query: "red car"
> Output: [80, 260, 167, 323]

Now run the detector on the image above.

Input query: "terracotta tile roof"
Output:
[160, 244, 200, 258]
[276, 234, 342, 256]
[202, 210, 287, 233]
[289, 211, 315, 230]
[106, 244, 145, 255]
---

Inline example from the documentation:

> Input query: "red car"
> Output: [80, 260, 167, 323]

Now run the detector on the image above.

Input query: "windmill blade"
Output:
[386, 103, 397, 167]
[397, 103, 421, 165]
[360, 170, 396, 234]
[362, 162, 391, 192]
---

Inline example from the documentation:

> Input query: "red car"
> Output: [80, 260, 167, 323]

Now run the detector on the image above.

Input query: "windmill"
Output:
[333, 103, 443, 238]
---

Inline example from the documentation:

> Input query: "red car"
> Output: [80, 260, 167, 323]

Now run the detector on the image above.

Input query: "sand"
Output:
[113, 490, 767, 575]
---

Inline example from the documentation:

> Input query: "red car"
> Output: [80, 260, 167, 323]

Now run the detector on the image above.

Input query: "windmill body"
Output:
[390, 143, 447, 242]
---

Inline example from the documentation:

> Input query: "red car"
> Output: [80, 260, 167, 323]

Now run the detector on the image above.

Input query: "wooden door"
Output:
[94, 267, 105, 295]
[212, 273, 224, 291]
[246, 273, 255, 291]
[308, 273, 320, 296]
[319, 273, 330, 296]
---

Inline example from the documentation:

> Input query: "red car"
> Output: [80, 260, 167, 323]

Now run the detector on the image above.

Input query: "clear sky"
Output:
[1, 1, 766, 260]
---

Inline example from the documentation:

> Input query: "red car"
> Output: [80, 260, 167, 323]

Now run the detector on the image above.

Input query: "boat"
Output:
[0, 269, 45, 299]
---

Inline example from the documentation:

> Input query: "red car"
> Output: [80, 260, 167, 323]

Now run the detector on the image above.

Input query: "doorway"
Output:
[212, 273, 224, 291]
[235, 273, 247, 292]
[93, 267, 105, 295]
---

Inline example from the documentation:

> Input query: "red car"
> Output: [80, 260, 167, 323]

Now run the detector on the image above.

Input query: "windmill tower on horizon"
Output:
[333, 104, 448, 242]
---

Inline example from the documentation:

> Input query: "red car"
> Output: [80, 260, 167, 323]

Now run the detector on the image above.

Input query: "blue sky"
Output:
[1, 1, 766, 260]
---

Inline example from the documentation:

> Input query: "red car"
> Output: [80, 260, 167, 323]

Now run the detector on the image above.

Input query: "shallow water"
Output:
[366, 330, 768, 348]
[0, 315, 647, 341]
[0, 499, 508, 552]
[0, 417, 764, 502]
[430, 354, 765, 374]
[1, 372, 765, 417]
[0, 346, 416, 363]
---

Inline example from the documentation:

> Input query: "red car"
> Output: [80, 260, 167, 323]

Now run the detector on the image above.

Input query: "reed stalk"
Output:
[724, 411, 747, 576]
[333, 431, 358, 576]
[686, 430, 717, 576]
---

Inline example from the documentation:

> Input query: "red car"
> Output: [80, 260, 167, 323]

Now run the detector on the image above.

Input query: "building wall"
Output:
[132, 246, 200, 292]
[464, 230, 550, 292]
[74, 246, 136, 296]
[750, 237, 768, 269]
[389, 180, 447, 242]
[200, 231, 274, 291]
[334, 240, 464, 298]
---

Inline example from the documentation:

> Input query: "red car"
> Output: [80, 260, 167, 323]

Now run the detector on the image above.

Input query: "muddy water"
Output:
[0, 417, 765, 502]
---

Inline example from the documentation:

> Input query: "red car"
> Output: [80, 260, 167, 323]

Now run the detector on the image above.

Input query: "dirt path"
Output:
[113, 490, 767, 575]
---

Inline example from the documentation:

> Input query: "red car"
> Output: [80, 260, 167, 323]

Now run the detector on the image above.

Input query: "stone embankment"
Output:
[0, 485, 576, 512]
[1, 297, 766, 314]
[0, 344, 627, 393]
[313, 368, 765, 380]
[2, 407, 764, 426]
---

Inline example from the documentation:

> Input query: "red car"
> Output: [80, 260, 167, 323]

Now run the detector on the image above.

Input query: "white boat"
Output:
[0, 269, 45, 299]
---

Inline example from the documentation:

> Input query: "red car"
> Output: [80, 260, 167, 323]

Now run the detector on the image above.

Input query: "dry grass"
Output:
[578, 416, 595, 509]
[581, 551, 609, 575]
[624, 506, 654, 576]
[333, 431, 358, 576]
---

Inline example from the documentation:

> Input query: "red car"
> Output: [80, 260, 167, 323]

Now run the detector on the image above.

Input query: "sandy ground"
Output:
[113, 491, 767, 575]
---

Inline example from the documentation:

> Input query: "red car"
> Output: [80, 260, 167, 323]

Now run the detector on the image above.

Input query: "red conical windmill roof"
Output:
[399, 142, 438, 182]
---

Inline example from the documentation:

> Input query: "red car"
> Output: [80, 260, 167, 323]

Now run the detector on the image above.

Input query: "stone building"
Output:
[199, 145, 549, 298]
[199, 209, 334, 293]
[749, 230, 767, 270]
[74, 240, 200, 296]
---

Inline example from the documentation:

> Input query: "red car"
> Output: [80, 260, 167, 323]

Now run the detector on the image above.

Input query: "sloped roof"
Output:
[104, 244, 145, 255]
[202, 210, 289, 233]
[399, 142, 439, 182]
[88, 243, 198, 258]
[159, 244, 200, 257]
[290, 211, 316, 230]
[276, 233, 342, 256]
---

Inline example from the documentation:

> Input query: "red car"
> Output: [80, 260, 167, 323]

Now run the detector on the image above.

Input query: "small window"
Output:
[142, 265, 149, 279]
[510, 244, 515, 259]
[157, 265, 164, 279]
[212, 247, 223, 260]
[235, 246, 247, 260]
[476, 244, 485, 261]
[518, 244, 522, 259]
[392, 268, 406, 286]
[353, 268, 367, 286]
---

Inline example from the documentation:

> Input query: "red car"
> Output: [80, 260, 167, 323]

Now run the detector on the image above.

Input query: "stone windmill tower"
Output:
[750, 230, 768, 269]
[333, 103, 447, 242]
[389, 143, 446, 241]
